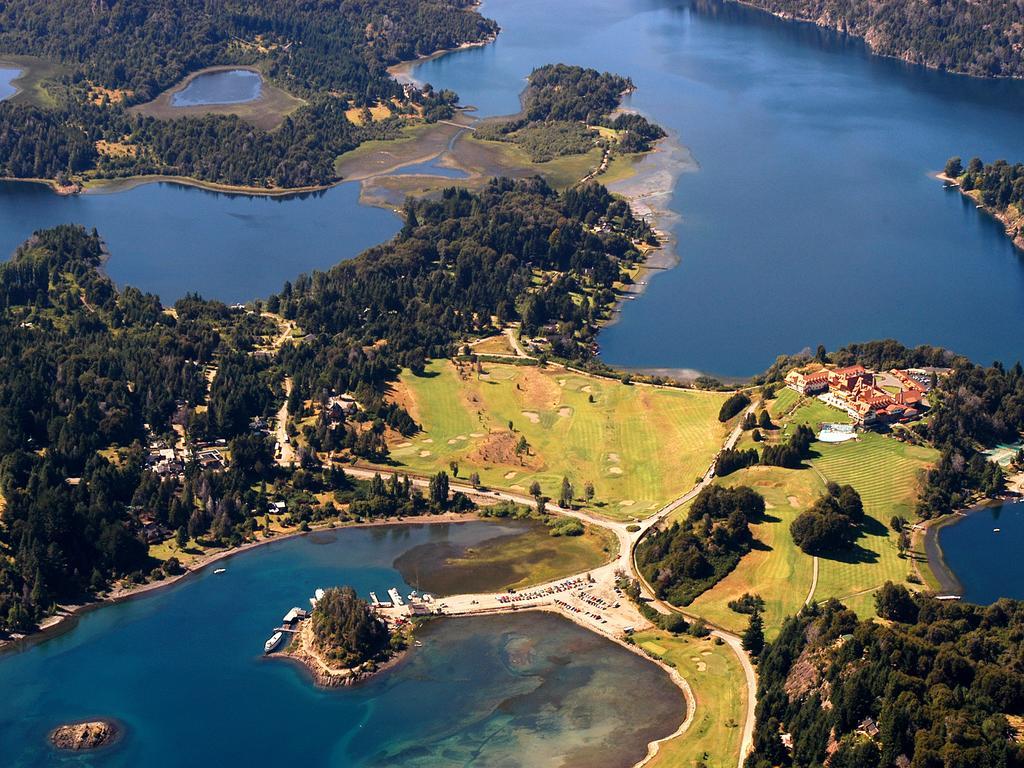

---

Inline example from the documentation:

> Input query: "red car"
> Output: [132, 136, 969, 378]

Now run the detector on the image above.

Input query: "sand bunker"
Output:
[581, 385, 592, 393]
[558, 407, 572, 417]
[696, 661, 707, 672]
[396, 442, 412, 448]
[504, 471, 518, 479]
[421, 438, 434, 444]
[608, 467, 624, 475]
[470, 432, 484, 437]
[521, 410, 540, 424]
[607, 452, 621, 463]
[619, 500, 635, 506]
[787, 495, 800, 508]
[418, 450, 432, 457]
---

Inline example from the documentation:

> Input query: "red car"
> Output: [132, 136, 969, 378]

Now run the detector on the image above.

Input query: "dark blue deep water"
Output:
[414, 0, 1024, 375]
[0, 180, 399, 304]
[171, 69, 263, 106]
[938, 502, 1024, 604]
[0, 523, 683, 766]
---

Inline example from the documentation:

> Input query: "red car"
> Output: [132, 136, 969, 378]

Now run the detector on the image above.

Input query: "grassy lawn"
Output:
[766, 387, 800, 420]
[686, 466, 825, 639]
[470, 334, 517, 356]
[810, 432, 938, 613]
[634, 631, 746, 768]
[783, 398, 850, 430]
[386, 360, 730, 520]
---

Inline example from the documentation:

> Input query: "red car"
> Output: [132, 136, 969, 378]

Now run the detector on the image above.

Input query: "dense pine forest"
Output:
[739, 0, 1024, 78]
[748, 595, 1024, 768]
[0, 0, 497, 187]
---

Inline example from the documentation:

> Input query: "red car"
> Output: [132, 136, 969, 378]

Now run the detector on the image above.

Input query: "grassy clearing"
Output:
[810, 432, 937, 613]
[386, 360, 729, 520]
[634, 631, 746, 768]
[460, 135, 604, 189]
[686, 466, 825, 639]
[470, 334, 516, 356]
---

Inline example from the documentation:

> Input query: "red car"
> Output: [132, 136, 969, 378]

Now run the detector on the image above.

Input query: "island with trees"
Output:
[475, 64, 666, 164]
[0, 0, 498, 191]
[735, 0, 1024, 78]
[943, 156, 1024, 252]
[276, 587, 407, 687]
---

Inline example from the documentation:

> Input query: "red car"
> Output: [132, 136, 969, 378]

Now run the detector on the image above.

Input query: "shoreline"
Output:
[0, 512, 484, 654]
[386, 34, 499, 88]
[922, 493, 1024, 600]
[936, 172, 1024, 252]
[726, 0, 1024, 81]
[0, 173, 340, 199]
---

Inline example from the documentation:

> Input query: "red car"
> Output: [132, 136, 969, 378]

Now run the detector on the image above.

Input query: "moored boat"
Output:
[264, 631, 283, 654]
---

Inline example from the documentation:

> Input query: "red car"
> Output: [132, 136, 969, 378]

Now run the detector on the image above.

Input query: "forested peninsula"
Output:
[0, 175, 654, 635]
[0, 0, 498, 189]
[734, 0, 1024, 78]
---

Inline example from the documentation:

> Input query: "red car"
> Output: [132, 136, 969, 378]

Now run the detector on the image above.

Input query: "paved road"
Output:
[283, 397, 760, 768]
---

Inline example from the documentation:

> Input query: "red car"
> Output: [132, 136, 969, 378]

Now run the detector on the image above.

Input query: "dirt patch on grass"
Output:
[787, 495, 801, 508]
[517, 367, 562, 410]
[471, 430, 540, 469]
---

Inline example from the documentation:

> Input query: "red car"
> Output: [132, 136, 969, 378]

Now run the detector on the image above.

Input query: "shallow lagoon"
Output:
[0, 522, 683, 767]
[0, 66, 20, 100]
[171, 69, 262, 107]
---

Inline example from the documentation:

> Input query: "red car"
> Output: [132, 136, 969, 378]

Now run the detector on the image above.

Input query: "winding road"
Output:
[275, 383, 760, 768]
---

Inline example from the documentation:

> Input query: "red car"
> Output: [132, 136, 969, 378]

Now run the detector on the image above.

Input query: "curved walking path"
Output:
[805, 556, 820, 606]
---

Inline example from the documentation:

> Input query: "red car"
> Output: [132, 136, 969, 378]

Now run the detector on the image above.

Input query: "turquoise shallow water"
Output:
[938, 501, 1024, 604]
[171, 69, 263, 106]
[0, 522, 683, 766]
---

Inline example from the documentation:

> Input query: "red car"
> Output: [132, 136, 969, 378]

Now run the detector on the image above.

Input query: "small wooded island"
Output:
[276, 587, 408, 687]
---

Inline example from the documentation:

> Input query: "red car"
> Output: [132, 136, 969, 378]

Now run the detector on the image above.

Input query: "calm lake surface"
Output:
[0, 180, 399, 303]
[2, 0, 1024, 366]
[414, 0, 1024, 376]
[938, 501, 1024, 604]
[0, 522, 682, 767]
[171, 69, 262, 106]
[0, 66, 20, 100]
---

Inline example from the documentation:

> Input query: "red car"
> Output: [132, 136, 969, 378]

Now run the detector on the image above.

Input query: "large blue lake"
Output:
[3, 0, 1024, 368]
[413, 0, 1024, 376]
[937, 501, 1024, 604]
[0, 522, 682, 767]
[171, 69, 263, 107]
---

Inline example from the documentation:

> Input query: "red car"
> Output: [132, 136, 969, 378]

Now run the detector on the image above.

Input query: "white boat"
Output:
[264, 631, 283, 654]
[315, 588, 325, 601]
[388, 587, 404, 607]
[214, 568, 226, 574]
[370, 592, 380, 605]
[994, 528, 1001, 533]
